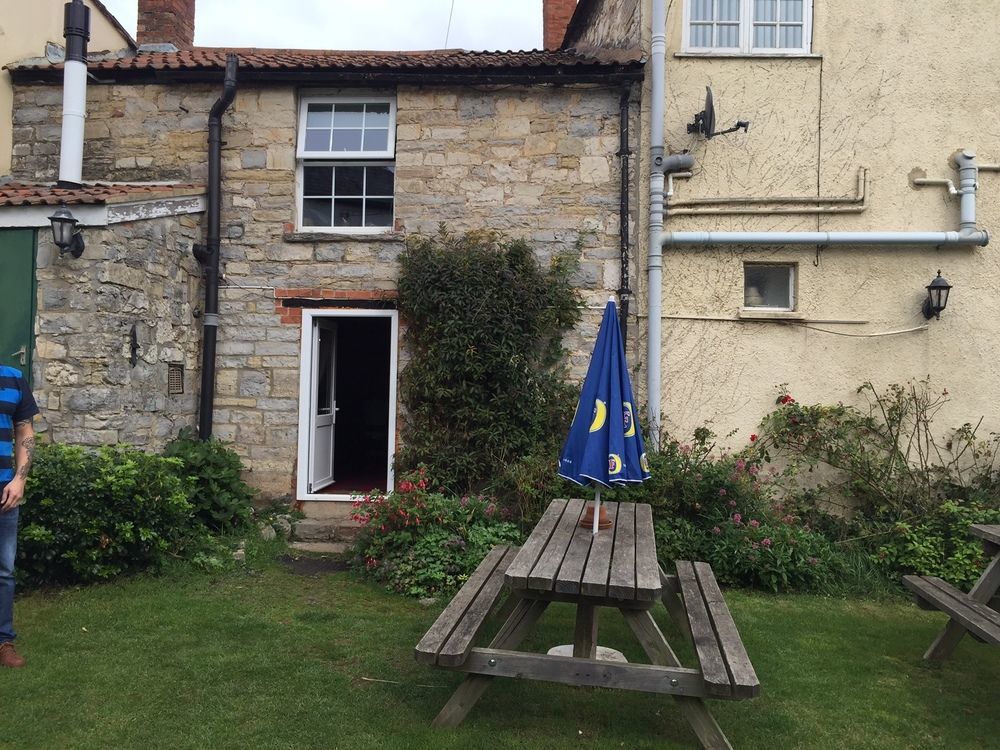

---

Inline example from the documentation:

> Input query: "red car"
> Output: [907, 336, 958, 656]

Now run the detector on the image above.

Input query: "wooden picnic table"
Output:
[416, 498, 760, 749]
[903, 524, 1000, 661]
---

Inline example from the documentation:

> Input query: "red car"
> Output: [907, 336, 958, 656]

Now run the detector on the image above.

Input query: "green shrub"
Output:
[351, 466, 522, 597]
[871, 496, 1000, 589]
[396, 228, 581, 495]
[18, 444, 198, 586]
[163, 427, 254, 532]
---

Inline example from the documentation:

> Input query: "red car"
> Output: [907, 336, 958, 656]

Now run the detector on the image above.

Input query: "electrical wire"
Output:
[444, 0, 456, 47]
[791, 323, 929, 338]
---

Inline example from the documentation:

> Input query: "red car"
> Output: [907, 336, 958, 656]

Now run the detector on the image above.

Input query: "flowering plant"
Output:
[351, 465, 521, 597]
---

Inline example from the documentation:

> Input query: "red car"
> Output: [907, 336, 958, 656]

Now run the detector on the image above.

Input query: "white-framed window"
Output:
[684, 0, 812, 55]
[743, 263, 796, 311]
[296, 95, 396, 231]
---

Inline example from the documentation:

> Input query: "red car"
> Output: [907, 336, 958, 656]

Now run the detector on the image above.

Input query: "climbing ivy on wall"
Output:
[397, 228, 581, 495]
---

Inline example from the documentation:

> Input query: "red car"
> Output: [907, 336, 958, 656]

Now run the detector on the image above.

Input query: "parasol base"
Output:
[580, 503, 612, 530]
[546, 644, 628, 662]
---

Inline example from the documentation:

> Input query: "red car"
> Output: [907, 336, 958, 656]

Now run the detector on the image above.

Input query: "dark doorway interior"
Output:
[328, 316, 391, 494]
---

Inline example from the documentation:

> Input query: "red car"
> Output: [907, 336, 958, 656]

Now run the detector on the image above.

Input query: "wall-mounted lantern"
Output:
[922, 270, 952, 320]
[48, 204, 85, 258]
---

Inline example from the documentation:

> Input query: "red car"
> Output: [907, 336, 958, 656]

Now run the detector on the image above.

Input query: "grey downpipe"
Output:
[662, 150, 988, 249]
[197, 54, 238, 440]
[647, 0, 695, 447]
[617, 88, 632, 345]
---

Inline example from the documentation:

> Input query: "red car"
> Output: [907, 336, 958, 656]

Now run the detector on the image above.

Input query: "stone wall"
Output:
[565, 0, 642, 50]
[12, 79, 631, 497]
[33, 212, 204, 449]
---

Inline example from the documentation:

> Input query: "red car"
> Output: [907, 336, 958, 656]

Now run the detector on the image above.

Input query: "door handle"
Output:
[10, 346, 26, 366]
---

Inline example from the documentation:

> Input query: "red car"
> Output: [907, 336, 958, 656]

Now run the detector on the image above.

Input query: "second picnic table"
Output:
[416, 498, 760, 749]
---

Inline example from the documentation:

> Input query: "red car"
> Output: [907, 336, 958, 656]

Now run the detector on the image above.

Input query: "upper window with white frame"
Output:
[684, 0, 812, 55]
[296, 95, 396, 231]
[744, 263, 796, 311]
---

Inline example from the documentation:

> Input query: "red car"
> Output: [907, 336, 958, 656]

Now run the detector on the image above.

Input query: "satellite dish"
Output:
[687, 86, 749, 140]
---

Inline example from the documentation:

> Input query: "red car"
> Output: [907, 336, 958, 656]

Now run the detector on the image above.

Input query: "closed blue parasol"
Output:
[559, 298, 651, 533]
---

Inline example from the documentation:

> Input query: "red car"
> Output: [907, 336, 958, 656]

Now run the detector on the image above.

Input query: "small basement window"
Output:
[744, 263, 795, 311]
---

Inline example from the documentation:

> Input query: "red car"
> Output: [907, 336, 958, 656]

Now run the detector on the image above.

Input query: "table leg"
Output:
[622, 609, 734, 750]
[573, 603, 599, 659]
[925, 554, 1000, 661]
[433, 598, 549, 728]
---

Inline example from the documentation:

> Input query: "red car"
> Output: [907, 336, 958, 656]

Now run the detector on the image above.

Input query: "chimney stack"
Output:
[543, 0, 576, 50]
[137, 0, 196, 49]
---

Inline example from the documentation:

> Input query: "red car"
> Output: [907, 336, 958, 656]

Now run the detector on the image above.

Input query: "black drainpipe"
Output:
[616, 86, 633, 345]
[195, 54, 238, 440]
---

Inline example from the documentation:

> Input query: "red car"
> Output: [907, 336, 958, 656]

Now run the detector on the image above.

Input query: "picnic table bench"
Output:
[416, 498, 760, 749]
[902, 524, 1000, 661]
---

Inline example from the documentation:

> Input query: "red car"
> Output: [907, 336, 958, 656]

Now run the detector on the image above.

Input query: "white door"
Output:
[309, 319, 337, 492]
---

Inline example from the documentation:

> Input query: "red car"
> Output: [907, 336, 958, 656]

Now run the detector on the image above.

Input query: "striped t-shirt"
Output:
[0, 366, 39, 485]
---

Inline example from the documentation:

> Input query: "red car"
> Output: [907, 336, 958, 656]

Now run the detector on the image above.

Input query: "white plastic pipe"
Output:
[646, 0, 667, 448]
[58, 59, 87, 186]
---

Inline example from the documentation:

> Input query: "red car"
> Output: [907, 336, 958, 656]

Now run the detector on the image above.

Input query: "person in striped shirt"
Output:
[0, 365, 38, 669]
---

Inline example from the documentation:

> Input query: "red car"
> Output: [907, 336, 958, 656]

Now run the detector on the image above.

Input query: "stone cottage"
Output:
[1, 0, 643, 508]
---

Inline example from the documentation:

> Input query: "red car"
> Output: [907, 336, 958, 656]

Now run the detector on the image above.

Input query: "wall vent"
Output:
[167, 364, 184, 395]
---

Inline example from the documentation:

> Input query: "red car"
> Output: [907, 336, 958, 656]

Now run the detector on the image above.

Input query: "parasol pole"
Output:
[592, 488, 601, 535]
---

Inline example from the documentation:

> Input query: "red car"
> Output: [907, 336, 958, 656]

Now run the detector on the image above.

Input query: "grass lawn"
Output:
[5, 540, 998, 750]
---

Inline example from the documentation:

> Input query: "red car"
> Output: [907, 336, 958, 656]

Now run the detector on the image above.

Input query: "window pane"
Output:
[754, 0, 776, 22]
[303, 166, 333, 196]
[754, 24, 777, 47]
[306, 104, 332, 128]
[303, 198, 332, 227]
[333, 103, 364, 127]
[331, 129, 363, 152]
[718, 0, 740, 21]
[363, 129, 389, 152]
[780, 24, 803, 48]
[335, 166, 365, 196]
[305, 128, 331, 152]
[365, 199, 394, 227]
[365, 104, 391, 127]
[744, 265, 792, 308]
[690, 23, 713, 46]
[366, 166, 395, 196]
[691, 0, 713, 21]
[781, 0, 803, 22]
[333, 198, 364, 227]
[717, 23, 740, 47]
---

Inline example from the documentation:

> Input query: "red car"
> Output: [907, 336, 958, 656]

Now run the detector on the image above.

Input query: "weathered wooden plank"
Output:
[675, 560, 732, 697]
[622, 609, 735, 750]
[608, 502, 637, 600]
[437, 546, 521, 667]
[580, 502, 619, 597]
[659, 567, 693, 644]
[693, 561, 761, 699]
[554, 503, 596, 595]
[431, 598, 549, 728]
[415, 544, 511, 665]
[634, 504, 661, 601]
[970, 524, 1000, 547]
[529, 498, 586, 591]
[505, 499, 568, 590]
[903, 575, 1000, 648]
[458, 647, 707, 697]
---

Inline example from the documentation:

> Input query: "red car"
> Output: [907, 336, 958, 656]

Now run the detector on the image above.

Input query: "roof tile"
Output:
[0, 182, 204, 207]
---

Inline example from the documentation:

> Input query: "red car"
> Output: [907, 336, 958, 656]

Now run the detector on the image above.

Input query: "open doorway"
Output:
[296, 309, 398, 500]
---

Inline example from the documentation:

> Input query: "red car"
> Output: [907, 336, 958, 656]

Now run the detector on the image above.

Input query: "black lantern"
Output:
[921, 270, 952, 320]
[48, 204, 85, 258]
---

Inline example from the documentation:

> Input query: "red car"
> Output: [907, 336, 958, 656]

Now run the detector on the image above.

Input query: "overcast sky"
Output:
[99, 0, 545, 51]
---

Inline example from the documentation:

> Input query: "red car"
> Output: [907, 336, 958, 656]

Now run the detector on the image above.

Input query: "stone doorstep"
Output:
[289, 541, 351, 555]
[291, 516, 362, 543]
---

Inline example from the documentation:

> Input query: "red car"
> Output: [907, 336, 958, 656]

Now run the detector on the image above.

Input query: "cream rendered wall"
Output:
[0, 0, 130, 176]
[626, 0, 1000, 445]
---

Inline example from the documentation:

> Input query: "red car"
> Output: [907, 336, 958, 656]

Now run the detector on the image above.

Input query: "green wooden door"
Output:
[0, 229, 37, 379]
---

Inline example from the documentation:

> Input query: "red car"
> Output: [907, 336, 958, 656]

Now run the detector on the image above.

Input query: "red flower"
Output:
[778, 394, 795, 405]
[398, 480, 415, 493]
[749, 434, 758, 442]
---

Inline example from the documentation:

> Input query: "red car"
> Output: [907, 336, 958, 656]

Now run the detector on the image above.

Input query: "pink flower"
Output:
[398, 480, 414, 493]
[712, 526, 722, 535]
[485, 503, 497, 516]
[782, 514, 795, 524]
[718, 488, 728, 497]
[417, 479, 427, 490]
[732, 513, 742, 525]
[749, 519, 760, 529]
[751, 542, 760, 549]
[748, 465, 759, 476]
[761, 538, 772, 548]
[679, 444, 692, 455]
[460, 496, 470, 506]
[728, 500, 737, 508]
[735, 459, 746, 472]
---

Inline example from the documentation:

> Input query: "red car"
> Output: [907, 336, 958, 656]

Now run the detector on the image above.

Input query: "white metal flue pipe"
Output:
[58, 0, 90, 187]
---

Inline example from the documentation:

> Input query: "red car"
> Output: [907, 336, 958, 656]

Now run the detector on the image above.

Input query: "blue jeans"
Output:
[0, 495, 17, 644]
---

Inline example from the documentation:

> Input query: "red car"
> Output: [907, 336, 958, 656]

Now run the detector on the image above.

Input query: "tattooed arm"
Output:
[1, 419, 34, 511]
